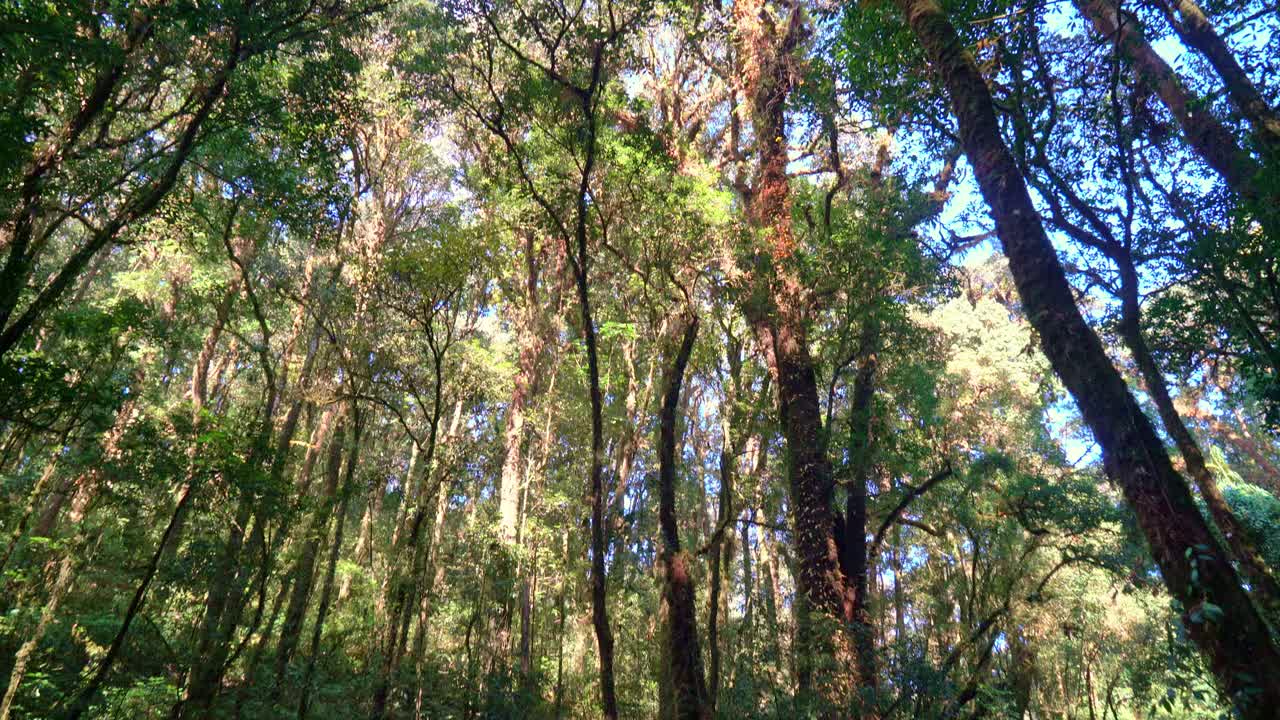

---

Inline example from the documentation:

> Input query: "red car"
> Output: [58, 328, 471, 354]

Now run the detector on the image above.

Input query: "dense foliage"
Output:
[2, 0, 1278, 718]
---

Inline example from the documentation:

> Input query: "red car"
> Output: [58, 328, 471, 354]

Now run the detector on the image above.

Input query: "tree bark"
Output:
[65, 480, 198, 719]
[177, 229, 282, 719]
[272, 415, 349, 698]
[191, 282, 242, 414]
[298, 411, 363, 720]
[0, 456, 60, 573]
[1074, 0, 1278, 232]
[1141, 0, 1280, 155]
[0, 15, 149, 337]
[706, 435, 731, 710]
[835, 321, 880, 692]
[0, 546, 80, 720]
[1181, 400, 1280, 495]
[1114, 263, 1280, 618]
[407, 402, 466, 695]
[609, 337, 659, 558]
[499, 234, 545, 545]
[733, 0, 863, 707]
[657, 317, 712, 720]
[1, 460, 107, 720]
[708, 339, 757, 708]
[371, 355, 446, 720]
[555, 50, 620, 719]
[891, 0, 1280, 712]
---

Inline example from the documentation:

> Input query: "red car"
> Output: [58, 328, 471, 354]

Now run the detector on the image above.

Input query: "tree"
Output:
[3, 1, 1279, 717]
[882, 0, 1280, 712]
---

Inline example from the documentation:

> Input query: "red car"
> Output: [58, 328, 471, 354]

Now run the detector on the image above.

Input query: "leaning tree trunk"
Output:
[1113, 261, 1280, 619]
[0, 545, 81, 720]
[1140, 0, 1280, 155]
[1, 465, 108, 720]
[179, 374, 281, 718]
[1075, 0, 1279, 236]
[64, 479, 199, 719]
[890, 0, 1280, 713]
[0, 34, 241, 361]
[63, 301, 246, 718]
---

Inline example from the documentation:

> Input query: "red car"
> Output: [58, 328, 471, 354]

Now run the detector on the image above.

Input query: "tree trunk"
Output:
[272, 416, 349, 698]
[65, 479, 198, 719]
[707, 341, 752, 709]
[0, 35, 241, 360]
[739, 508, 755, 657]
[0, 22, 141, 338]
[1074, 0, 1277, 232]
[552, 537, 568, 720]
[837, 321, 880, 692]
[519, 542, 538, 678]
[32, 366, 142, 540]
[499, 234, 546, 545]
[706, 434, 732, 709]
[498, 365, 530, 544]
[891, 0, 1280, 712]
[178, 372, 281, 718]
[759, 509, 783, 650]
[1180, 401, 1280, 495]
[298, 411, 363, 720]
[0, 456, 60, 573]
[371, 380, 445, 720]
[657, 317, 711, 720]
[191, 281, 242, 414]
[1114, 263, 1280, 618]
[0, 547, 80, 720]
[565, 112, 619, 720]
[732, 0, 862, 709]
[1, 466, 107, 720]
[609, 337, 658, 559]
[1141, 0, 1280, 155]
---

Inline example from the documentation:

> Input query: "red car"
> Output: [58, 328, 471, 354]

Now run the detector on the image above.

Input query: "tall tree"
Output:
[885, 0, 1280, 713]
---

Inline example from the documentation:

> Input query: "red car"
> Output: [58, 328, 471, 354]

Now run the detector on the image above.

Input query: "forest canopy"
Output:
[2, 0, 1279, 718]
